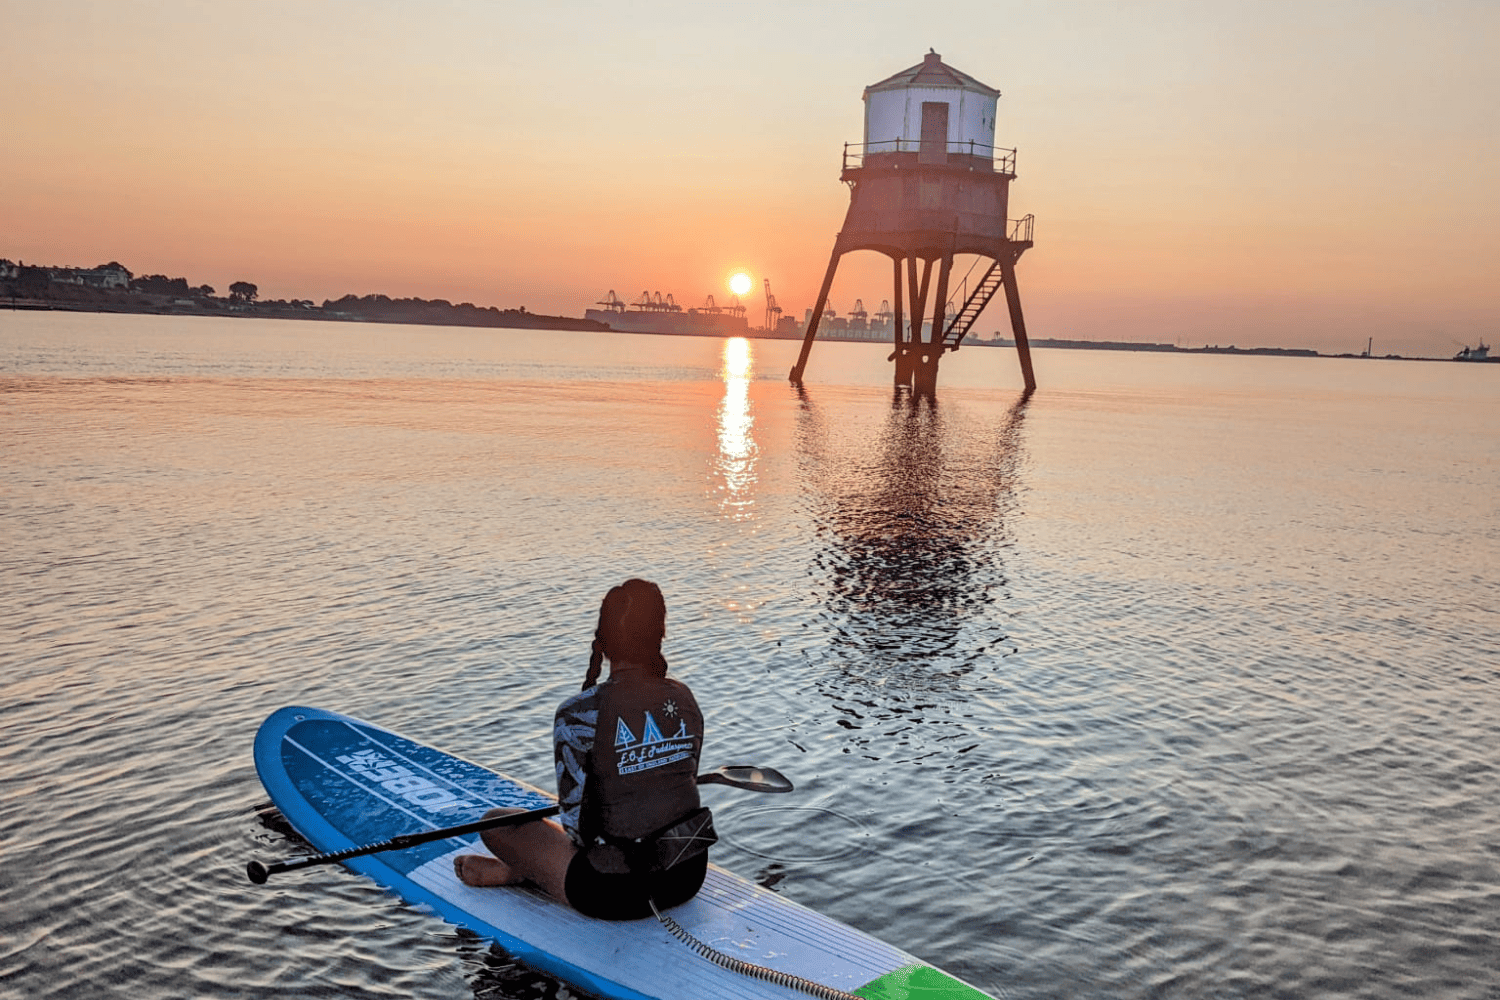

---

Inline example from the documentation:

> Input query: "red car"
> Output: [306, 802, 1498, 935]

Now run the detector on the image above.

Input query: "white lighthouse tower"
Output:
[788, 51, 1036, 393]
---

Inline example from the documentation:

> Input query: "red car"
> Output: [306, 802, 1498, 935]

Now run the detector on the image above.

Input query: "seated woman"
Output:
[453, 578, 709, 920]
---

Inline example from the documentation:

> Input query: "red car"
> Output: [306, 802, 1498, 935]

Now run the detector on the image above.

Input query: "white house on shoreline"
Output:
[1, 259, 131, 289]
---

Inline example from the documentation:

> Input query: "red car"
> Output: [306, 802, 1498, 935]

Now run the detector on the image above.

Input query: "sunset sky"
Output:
[3, 1, 1496, 357]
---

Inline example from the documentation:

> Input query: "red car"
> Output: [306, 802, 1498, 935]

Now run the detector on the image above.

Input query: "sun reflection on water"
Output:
[713, 337, 757, 519]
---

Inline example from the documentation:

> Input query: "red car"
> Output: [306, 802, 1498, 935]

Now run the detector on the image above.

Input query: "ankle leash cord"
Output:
[649, 898, 863, 1000]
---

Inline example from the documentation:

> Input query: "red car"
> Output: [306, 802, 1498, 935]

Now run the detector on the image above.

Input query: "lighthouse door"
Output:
[919, 101, 949, 165]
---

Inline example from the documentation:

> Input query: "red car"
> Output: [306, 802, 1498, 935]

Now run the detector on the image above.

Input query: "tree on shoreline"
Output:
[132, 274, 191, 295]
[229, 281, 258, 303]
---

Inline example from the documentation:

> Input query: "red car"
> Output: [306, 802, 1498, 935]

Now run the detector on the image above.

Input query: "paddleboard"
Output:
[252, 706, 996, 1000]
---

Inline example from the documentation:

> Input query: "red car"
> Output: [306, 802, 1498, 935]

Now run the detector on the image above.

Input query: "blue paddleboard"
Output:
[252, 706, 995, 1000]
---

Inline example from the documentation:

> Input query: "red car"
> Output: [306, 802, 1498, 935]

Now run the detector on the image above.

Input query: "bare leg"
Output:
[453, 808, 577, 905]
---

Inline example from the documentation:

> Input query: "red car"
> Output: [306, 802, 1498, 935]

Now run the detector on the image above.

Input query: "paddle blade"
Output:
[697, 765, 794, 793]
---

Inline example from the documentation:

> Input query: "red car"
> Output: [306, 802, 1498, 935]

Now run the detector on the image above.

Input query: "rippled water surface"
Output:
[3, 312, 1498, 999]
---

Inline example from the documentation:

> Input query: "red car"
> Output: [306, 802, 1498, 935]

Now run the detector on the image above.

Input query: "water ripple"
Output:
[2, 319, 1497, 1000]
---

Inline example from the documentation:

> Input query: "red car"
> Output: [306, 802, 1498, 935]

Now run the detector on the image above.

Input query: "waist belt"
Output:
[586, 806, 717, 875]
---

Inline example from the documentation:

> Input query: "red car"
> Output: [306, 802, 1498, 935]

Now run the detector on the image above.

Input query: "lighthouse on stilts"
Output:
[788, 50, 1037, 394]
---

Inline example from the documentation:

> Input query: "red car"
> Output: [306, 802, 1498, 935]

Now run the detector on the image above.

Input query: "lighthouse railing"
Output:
[844, 140, 1016, 174]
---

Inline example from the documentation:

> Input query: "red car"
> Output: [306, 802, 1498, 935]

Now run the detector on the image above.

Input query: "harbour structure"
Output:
[799, 299, 901, 342]
[585, 289, 749, 337]
[763, 278, 784, 333]
[788, 50, 1037, 393]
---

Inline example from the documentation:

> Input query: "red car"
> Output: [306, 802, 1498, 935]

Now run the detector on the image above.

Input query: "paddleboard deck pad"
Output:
[253, 706, 995, 1000]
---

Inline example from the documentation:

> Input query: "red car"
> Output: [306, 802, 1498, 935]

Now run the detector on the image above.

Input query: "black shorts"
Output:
[563, 850, 708, 922]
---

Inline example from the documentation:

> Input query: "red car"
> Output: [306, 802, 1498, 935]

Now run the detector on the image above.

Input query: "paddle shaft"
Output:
[247, 804, 559, 883]
[247, 763, 791, 884]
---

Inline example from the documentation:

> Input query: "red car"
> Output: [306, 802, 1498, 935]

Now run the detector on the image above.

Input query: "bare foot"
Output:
[453, 854, 517, 887]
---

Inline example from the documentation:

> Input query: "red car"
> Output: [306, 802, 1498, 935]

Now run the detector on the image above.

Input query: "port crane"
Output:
[763, 278, 783, 332]
[633, 291, 681, 313]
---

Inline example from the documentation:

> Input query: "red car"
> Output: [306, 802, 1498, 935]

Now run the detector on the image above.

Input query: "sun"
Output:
[728, 271, 753, 297]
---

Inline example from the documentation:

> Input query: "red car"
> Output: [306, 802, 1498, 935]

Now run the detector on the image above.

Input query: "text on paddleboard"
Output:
[336, 749, 477, 814]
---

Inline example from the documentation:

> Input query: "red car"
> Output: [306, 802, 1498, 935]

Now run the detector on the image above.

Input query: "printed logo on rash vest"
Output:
[336, 748, 477, 814]
[613, 705, 695, 775]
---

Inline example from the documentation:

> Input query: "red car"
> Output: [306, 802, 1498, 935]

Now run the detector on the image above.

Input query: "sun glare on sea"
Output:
[729, 272, 753, 297]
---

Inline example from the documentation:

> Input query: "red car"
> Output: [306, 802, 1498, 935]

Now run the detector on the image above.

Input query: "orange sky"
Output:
[3, 1, 1496, 357]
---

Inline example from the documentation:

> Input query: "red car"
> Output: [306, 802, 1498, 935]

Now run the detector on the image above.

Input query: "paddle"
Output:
[246, 763, 792, 884]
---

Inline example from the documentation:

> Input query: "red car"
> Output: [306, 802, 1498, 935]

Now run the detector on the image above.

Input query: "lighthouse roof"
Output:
[864, 50, 999, 99]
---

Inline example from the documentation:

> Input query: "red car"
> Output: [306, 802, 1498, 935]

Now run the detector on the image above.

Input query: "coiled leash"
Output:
[649, 898, 863, 1000]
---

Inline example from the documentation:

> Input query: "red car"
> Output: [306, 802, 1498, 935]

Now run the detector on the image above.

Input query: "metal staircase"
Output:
[939, 215, 1034, 352]
[939, 263, 1004, 351]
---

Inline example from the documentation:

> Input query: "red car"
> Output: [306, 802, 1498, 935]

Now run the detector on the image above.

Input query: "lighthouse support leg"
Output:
[890, 256, 906, 390]
[915, 254, 953, 396]
[789, 247, 843, 383]
[998, 250, 1037, 392]
[899, 257, 932, 392]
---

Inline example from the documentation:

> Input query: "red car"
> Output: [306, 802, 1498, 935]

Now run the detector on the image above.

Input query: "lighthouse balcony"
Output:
[843, 140, 1017, 178]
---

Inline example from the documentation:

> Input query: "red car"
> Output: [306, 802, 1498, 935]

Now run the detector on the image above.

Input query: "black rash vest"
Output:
[553, 672, 703, 847]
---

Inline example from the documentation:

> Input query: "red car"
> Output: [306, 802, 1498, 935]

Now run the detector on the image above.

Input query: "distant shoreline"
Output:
[612, 328, 1496, 363]
[5, 288, 1493, 366]
[2, 290, 610, 334]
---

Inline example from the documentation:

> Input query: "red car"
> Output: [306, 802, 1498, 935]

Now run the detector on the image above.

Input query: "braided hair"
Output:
[582, 579, 669, 690]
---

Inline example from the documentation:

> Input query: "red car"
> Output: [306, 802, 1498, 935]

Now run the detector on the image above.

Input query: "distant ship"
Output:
[1453, 341, 1492, 362]
[585, 290, 750, 337]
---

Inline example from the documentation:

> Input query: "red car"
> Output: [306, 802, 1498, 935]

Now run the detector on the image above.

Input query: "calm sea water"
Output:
[3, 311, 1497, 1000]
